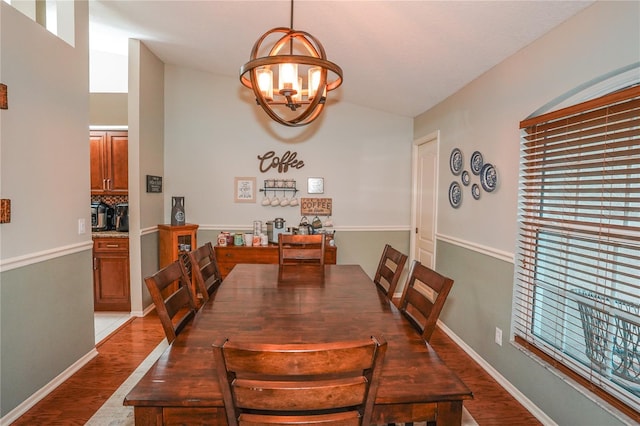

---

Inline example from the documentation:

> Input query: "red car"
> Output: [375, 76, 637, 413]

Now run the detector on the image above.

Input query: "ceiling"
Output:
[88, 0, 595, 118]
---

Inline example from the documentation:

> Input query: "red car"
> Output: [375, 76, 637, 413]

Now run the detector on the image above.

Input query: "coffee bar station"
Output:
[214, 217, 337, 279]
[207, 177, 337, 278]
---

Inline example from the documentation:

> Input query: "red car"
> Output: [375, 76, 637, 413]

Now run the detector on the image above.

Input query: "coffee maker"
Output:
[266, 218, 286, 243]
[91, 202, 112, 231]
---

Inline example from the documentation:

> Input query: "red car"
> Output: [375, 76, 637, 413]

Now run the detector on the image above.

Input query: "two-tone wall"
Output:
[0, 1, 94, 418]
[415, 2, 640, 424]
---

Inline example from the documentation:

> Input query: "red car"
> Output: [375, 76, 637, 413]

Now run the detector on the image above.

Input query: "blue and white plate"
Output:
[449, 181, 462, 208]
[461, 170, 470, 186]
[449, 148, 463, 176]
[470, 151, 483, 175]
[480, 163, 498, 192]
[472, 183, 481, 200]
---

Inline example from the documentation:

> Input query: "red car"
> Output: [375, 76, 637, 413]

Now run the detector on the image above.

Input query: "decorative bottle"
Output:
[171, 196, 186, 226]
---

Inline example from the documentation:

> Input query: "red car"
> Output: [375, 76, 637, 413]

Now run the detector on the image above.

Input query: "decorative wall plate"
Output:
[470, 151, 484, 175]
[449, 181, 462, 208]
[449, 148, 463, 176]
[461, 170, 470, 186]
[480, 163, 498, 192]
[472, 183, 481, 200]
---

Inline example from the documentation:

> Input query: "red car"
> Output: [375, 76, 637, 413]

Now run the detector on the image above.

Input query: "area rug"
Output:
[86, 340, 477, 426]
[85, 340, 169, 425]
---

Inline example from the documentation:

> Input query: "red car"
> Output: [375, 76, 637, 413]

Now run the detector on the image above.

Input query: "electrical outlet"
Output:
[495, 327, 503, 346]
[78, 218, 86, 234]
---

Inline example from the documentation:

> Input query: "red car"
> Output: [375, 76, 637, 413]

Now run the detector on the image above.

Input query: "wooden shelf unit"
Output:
[158, 224, 199, 298]
[215, 244, 337, 279]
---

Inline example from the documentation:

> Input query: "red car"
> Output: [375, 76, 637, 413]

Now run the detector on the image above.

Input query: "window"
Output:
[3, 0, 74, 46]
[515, 85, 640, 417]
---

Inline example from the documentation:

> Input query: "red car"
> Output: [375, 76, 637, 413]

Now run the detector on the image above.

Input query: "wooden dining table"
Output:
[124, 264, 473, 425]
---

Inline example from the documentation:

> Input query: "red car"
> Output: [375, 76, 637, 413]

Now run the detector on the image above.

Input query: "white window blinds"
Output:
[515, 85, 640, 416]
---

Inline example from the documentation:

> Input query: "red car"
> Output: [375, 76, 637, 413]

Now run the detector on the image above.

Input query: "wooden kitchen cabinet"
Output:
[215, 244, 337, 279]
[93, 237, 130, 311]
[90, 130, 128, 195]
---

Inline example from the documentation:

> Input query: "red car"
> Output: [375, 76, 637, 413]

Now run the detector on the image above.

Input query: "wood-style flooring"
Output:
[12, 312, 541, 425]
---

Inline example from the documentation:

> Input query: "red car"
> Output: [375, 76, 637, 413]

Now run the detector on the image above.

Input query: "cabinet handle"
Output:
[106, 244, 119, 248]
[107, 178, 112, 190]
[103, 179, 107, 190]
[93, 258, 97, 270]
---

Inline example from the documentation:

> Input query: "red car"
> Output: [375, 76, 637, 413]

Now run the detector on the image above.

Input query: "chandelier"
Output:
[239, 0, 343, 127]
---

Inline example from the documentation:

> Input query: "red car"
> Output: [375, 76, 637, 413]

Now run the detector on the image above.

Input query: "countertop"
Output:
[92, 230, 129, 238]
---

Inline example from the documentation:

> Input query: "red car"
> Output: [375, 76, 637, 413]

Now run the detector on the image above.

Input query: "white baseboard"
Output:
[0, 348, 99, 426]
[437, 320, 557, 426]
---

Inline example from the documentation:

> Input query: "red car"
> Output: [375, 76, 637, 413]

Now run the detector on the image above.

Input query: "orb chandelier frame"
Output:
[239, 0, 343, 127]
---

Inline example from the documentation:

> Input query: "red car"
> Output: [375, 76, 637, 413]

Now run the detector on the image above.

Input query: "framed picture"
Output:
[234, 177, 256, 203]
[307, 177, 324, 194]
[146, 175, 163, 193]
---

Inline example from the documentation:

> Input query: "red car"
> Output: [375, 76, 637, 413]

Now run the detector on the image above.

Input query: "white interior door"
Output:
[411, 133, 439, 268]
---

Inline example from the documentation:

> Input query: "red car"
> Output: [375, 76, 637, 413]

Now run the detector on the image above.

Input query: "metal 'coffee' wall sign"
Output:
[301, 198, 332, 216]
[257, 150, 305, 173]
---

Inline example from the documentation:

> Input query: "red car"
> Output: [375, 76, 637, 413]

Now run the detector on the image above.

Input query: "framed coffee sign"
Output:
[300, 198, 332, 216]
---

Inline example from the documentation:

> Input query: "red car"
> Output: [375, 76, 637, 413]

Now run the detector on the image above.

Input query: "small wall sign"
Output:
[307, 177, 324, 194]
[0, 199, 11, 223]
[234, 177, 256, 203]
[300, 198, 332, 216]
[146, 175, 163, 193]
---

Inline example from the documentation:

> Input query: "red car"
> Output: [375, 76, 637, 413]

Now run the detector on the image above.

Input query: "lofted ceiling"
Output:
[88, 0, 595, 118]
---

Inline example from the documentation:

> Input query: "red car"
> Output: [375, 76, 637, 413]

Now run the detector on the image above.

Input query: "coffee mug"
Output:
[271, 196, 280, 206]
[244, 233, 254, 246]
[280, 197, 290, 207]
[261, 195, 271, 206]
[289, 197, 299, 207]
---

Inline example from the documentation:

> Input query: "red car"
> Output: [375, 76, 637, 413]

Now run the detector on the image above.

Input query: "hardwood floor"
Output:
[12, 314, 541, 425]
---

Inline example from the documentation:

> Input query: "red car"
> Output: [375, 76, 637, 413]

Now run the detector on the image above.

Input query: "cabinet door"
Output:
[94, 252, 130, 311]
[107, 131, 128, 193]
[89, 130, 128, 195]
[93, 238, 130, 311]
[90, 132, 107, 193]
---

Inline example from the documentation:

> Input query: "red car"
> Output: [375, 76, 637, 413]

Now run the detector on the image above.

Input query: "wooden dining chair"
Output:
[398, 260, 454, 342]
[212, 335, 387, 426]
[144, 259, 198, 344]
[278, 234, 326, 279]
[188, 242, 222, 306]
[373, 244, 408, 301]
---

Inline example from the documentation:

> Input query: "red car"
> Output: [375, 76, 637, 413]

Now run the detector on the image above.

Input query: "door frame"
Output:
[410, 130, 440, 267]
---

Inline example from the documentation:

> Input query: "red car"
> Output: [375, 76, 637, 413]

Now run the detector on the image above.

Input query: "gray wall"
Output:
[416, 2, 639, 424]
[0, 252, 94, 414]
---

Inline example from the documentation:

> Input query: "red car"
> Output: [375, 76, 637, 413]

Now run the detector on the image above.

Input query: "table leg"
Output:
[436, 400, 463, 425]
[133, 406, 163, 425]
